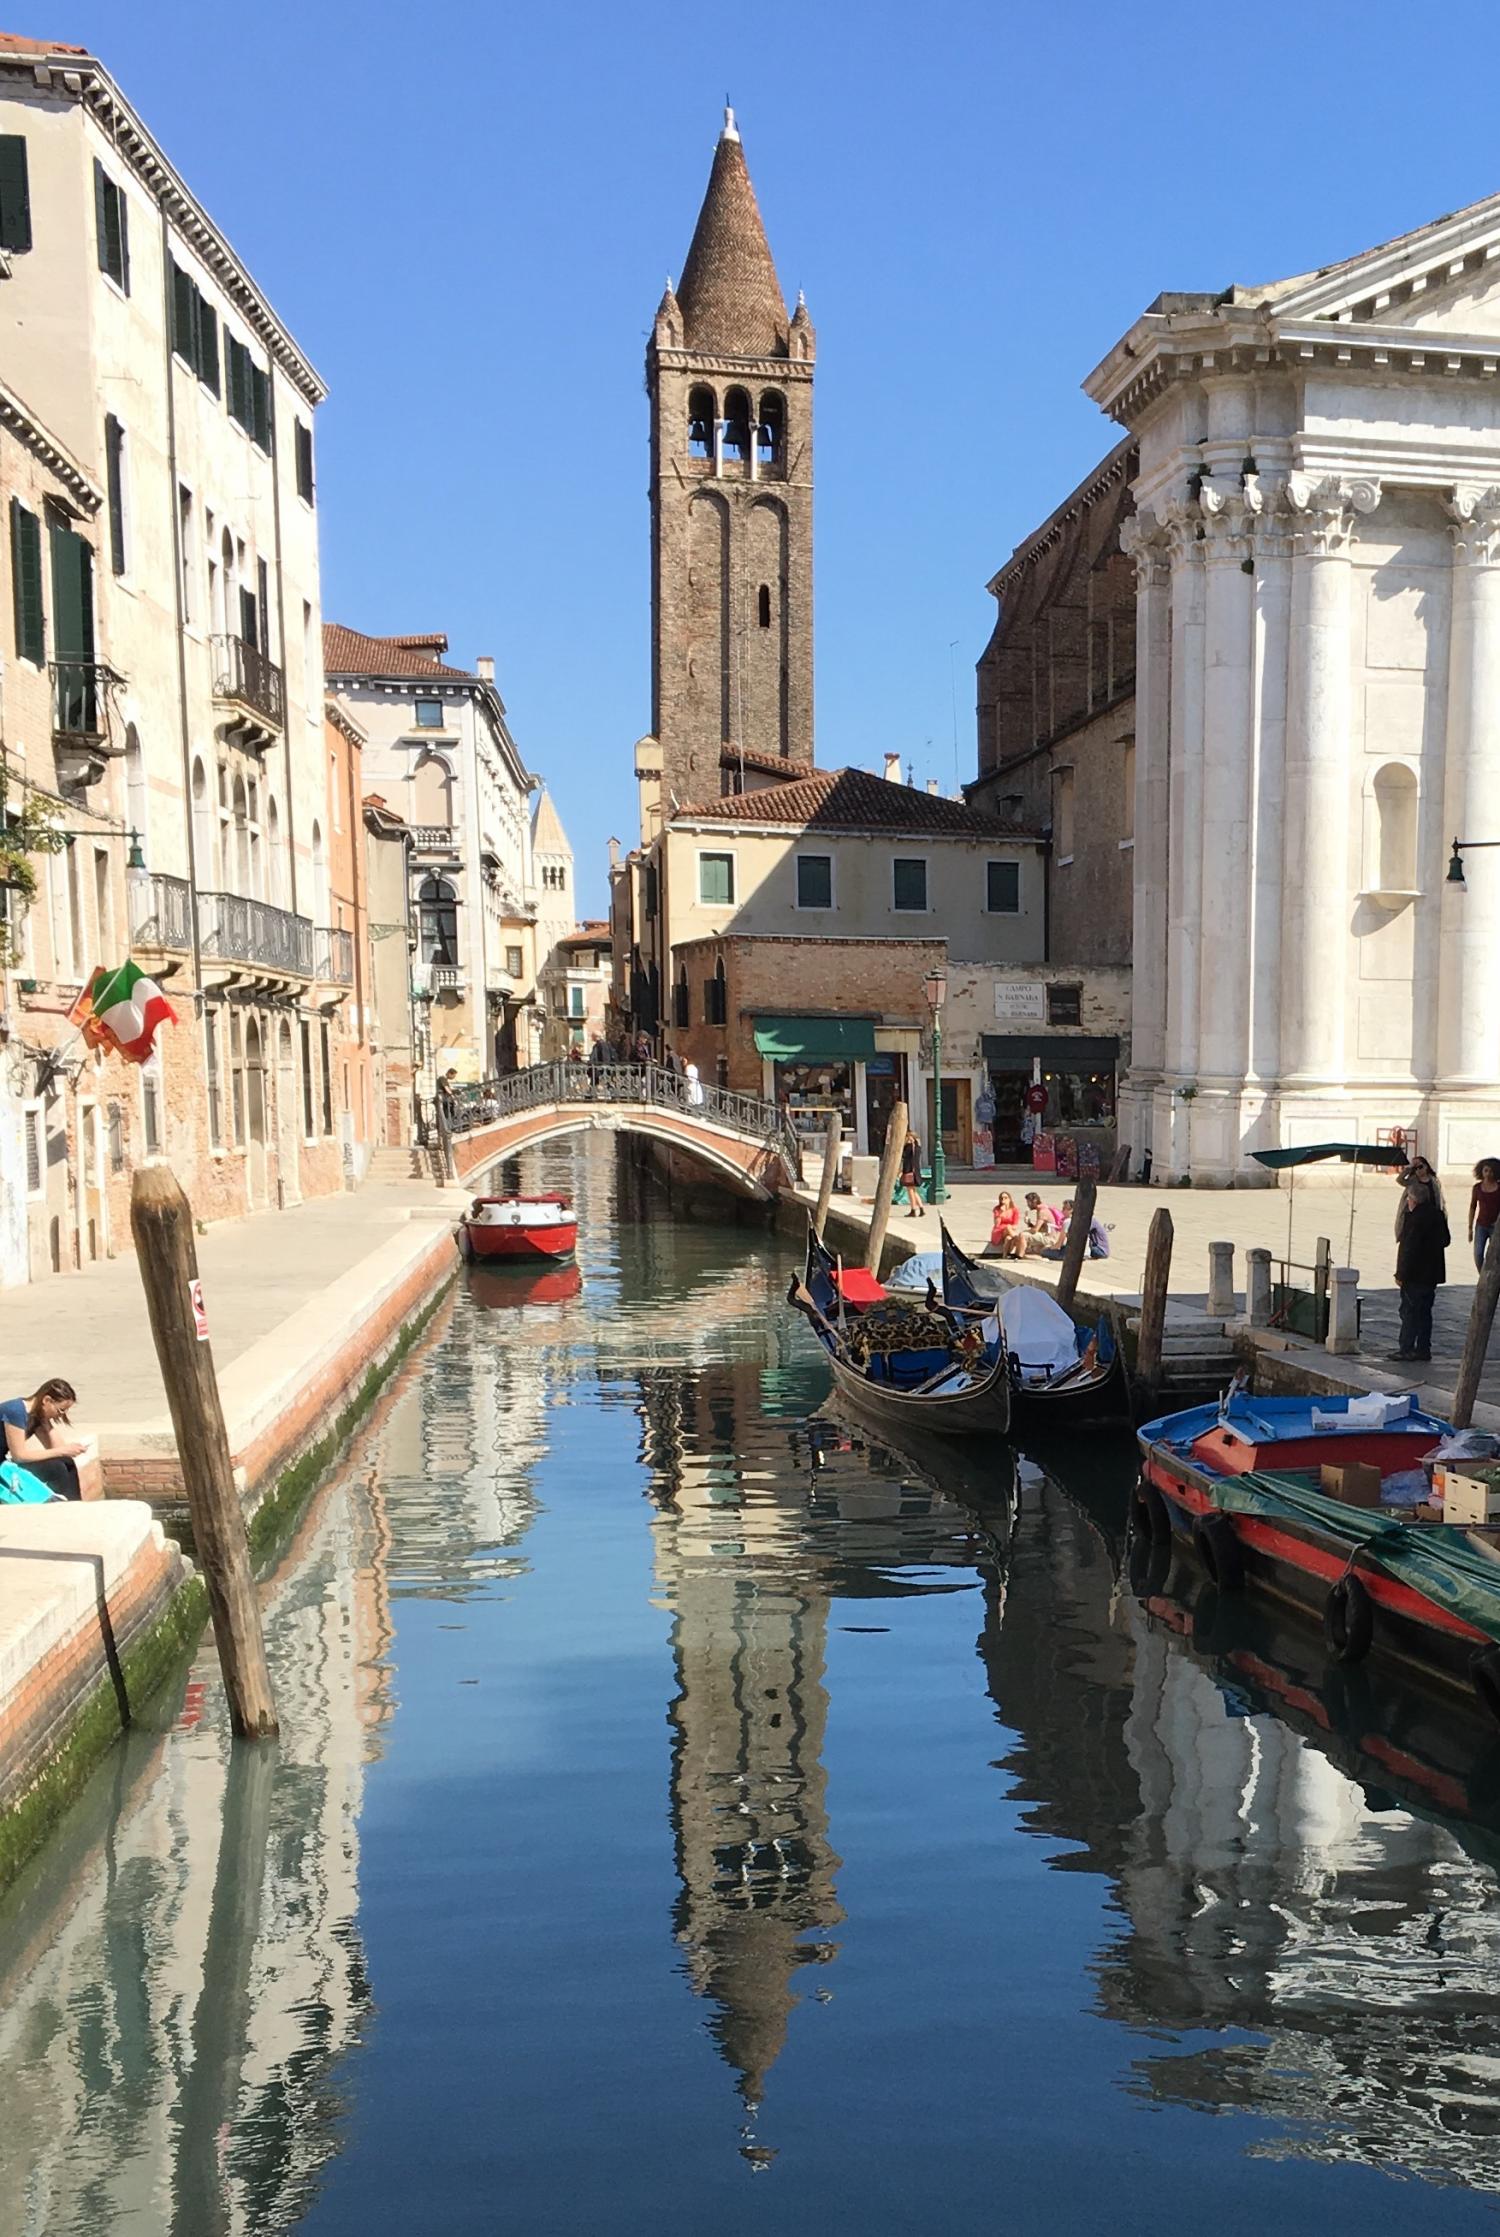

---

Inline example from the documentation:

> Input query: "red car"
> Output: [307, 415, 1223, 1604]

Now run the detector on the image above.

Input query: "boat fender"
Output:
[1133, 1475, 1172, 1544]
[1192, 1512, 1245, 1594]
[1470, 1647, 1500, 1729]
[1323, 1572, 1374, 1665]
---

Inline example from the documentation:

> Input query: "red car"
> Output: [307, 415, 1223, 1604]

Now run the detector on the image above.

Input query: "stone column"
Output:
[1326, 1265, 1360, 1356]
[1245, 1245, 1273, 1327]
[1162, 500, 1206, 1094]
[1438, 486, 1500, 1093]
[1119, 509, 1171, 1156]
[1247, 478, 1293, 1091]
[1207, 1239, 1236, 1319]
[1280, 475, 1381, 1086]
[1196, 483, 1256, 1091]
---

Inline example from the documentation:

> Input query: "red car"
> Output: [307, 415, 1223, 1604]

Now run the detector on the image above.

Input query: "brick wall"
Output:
[669, 932, 945, 1092]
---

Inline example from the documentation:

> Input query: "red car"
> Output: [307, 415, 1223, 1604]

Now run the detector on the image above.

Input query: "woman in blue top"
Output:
[1, 1378, 84, 1500]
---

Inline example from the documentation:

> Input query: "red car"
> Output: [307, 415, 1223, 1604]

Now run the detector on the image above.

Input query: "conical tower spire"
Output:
[676, 108, 789, 358]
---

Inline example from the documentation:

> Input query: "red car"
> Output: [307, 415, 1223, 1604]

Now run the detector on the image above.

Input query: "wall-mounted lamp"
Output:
[1447, 836, 1500, 886]
[56, 826, 146, 871]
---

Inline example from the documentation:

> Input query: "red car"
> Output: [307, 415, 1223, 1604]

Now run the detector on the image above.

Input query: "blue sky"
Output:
[59, 0, 1500, 909]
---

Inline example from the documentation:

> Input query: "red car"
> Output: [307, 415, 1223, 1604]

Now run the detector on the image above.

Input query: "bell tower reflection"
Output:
[645, 1362, 842, 2123]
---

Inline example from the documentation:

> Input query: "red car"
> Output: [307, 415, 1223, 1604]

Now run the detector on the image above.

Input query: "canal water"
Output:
[3, 1140, 1500, 2234]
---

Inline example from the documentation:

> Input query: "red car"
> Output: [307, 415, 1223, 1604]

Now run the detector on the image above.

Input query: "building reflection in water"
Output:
[982, 1452, 1500, 2194]
[639, 1346, 1004, 2155]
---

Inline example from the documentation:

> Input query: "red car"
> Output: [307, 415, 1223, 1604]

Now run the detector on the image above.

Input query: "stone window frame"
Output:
[891, 854, 929, 913]
[985, 859, 1021, 916]
[697, 849, 736, 908]
[794, 851, 835, 912]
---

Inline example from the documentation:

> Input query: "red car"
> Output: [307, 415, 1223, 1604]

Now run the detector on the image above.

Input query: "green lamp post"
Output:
[923, 964, 947, 1206]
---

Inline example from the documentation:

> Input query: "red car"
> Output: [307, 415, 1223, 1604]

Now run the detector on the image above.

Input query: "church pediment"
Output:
[1262, 190, 1500, 339]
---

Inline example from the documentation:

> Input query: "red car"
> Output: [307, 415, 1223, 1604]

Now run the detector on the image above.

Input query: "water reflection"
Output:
[3, 1140, 1500, 2230]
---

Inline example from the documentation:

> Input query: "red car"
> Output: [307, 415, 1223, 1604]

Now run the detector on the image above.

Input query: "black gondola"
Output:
[937, 1223, 1130, 1429]
[788, 1228, 1014, 1438]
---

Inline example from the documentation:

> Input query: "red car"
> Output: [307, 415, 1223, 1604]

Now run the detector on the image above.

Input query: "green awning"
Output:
[753, 1016, 878, 1062]
[1251, 1143, 1407, 1171]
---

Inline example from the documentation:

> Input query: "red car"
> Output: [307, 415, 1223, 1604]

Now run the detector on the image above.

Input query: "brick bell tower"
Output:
[648, 107, 814, 807]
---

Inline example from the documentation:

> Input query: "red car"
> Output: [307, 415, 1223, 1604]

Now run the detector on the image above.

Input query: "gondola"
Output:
[939, 1224, 1130, 1427]
[788, 1228, 1013, 1438]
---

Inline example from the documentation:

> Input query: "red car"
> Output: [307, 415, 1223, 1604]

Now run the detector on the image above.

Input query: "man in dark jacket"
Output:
[1392, 1173, 1448, 1362]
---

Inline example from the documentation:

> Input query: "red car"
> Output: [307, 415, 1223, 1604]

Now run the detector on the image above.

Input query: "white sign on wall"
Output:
[994, 982, 1047, 1022]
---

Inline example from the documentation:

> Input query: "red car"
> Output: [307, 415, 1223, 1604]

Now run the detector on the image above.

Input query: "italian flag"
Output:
[70, 960, 177, 1063]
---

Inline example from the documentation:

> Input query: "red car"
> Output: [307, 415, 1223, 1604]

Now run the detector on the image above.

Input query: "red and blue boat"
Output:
[1136, 1389, 1500, 1714]
[457, 1191, 577, 1265]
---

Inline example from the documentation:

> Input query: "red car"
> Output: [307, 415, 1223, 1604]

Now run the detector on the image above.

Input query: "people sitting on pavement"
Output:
[1060, 1199, 1113, 1259]
[987, 1190, 1024, 1257]
[1022, 1192, 1064, 1255]
[0, 1379, 86, 1501]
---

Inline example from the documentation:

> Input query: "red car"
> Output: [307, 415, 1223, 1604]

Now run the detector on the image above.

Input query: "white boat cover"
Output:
[470, 1201, 572, 1228]
[992, 1287, 1079, 1385]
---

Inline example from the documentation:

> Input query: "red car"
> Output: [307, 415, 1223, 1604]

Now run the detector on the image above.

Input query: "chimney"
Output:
[476, 655, 495, 682]
[608, 837, 621, 870]
[926, 777, 939, 795]
[882, 751, 902, 784]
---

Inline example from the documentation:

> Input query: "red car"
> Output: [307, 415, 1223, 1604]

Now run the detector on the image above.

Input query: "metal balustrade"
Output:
[211, 633, 285, 732]
[51, 659, 121, 740]
[316, 926, 355, 983]
[128, 871, 193, 953]
[424, 1059, 800, 1174]
[198, 889, 314, 975]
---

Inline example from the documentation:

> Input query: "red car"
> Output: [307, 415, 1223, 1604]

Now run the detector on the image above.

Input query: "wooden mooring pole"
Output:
[1135, 1206, 1174, 1395]
[130, 1165, 278, 1739]
[1055, 1176, 1096, 1313]
[864, 1101, 909, 1275]
[813, 1119, 842, 1242]
[1454, 1222, 1500, 1428]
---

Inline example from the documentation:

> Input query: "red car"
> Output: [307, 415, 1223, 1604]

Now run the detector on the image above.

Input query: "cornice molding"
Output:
[0, 52, 326, 405]
[0, 377, 100, 510]
[649, 347, 814, 383]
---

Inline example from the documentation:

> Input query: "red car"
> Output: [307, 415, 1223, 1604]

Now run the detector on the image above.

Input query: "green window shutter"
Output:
[227, 335, 248, 429]
[252, 362, 272, 451]
[93, 158, 108, 274]
[0, 136, 31, 254]
[49, 520, 94, 660]
[10, 500, 43, 665]
[171, 261, 189, 358]
[105, 416, 127, 576]
[198, 298, 220, 394]
[116, 179, 129, 294]
[94, 162, 129, 292]
[295, 419, 314, 503]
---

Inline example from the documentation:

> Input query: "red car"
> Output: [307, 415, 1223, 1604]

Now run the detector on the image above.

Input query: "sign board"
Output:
[994, 982, 1047, 1023]
[189, 1277, 209, 1343]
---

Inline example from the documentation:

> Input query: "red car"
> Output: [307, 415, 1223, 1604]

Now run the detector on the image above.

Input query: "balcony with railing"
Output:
[410, 824, 459, 856]
[431, 961, 463, 993]
[315, 926, 355, 984]
[199, 889, 312, 978]
[211, 633, 285, 747]
[128, 871, 193, 955]
[51, 659, 125, 788]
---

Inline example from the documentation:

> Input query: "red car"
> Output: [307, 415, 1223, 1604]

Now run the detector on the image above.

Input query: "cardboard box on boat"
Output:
[1320, 1461, 1383, 1508]
[1435, 1464, 1500, 1526]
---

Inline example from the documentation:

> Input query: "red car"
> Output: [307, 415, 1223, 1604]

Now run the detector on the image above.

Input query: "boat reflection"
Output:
[466, 1259, 583, 1310]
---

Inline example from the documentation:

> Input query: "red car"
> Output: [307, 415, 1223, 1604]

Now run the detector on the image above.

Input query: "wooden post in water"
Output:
[1454, 1222, 1500, 1427]
[813, 1119, 842, 1242]
[864, 1101, 909, 1275]
[1135, 1206, 1174, 1394]
[1055, 1176, 1096, 1312]
[130, 1166, 278, 1739]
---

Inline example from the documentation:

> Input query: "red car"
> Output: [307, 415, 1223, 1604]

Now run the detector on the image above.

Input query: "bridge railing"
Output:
[421, 1060, 802, 1176]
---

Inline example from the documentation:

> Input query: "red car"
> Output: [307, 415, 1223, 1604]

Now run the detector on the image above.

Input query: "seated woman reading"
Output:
[1, 1378, 86, 1500]
[987, 1190, 1024, 1258]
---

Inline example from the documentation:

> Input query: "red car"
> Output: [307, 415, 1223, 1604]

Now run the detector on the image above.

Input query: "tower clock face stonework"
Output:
[648, 110, 815, 806]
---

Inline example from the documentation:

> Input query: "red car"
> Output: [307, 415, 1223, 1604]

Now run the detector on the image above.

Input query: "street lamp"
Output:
[1447, 837, 1500, 884]
[923, 965, 947, 1206]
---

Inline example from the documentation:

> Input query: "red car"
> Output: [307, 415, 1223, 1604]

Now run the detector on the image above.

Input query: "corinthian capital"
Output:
[1447, 485, 1500, 564]
[1118, 506, 1171, 586]
[1285, 473, 1381, 556]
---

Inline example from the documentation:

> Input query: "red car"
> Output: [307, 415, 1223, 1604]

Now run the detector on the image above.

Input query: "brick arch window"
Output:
[757, 390, 784, 466]
[757, 583, 772, 629]
[688, 385, 716, 460]
[674, 968, 689, 1028]
[722, 387, 752, 463]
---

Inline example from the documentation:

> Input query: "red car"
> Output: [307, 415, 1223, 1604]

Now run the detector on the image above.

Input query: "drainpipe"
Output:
[159, 203, 204, 1000]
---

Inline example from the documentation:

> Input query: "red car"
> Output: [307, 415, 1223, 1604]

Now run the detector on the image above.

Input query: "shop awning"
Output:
[982, 1034, 1119, 1070]
[753, 1016, 878, 1062]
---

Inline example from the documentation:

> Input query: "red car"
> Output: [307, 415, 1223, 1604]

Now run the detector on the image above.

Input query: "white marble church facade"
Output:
[1088, 192, 1500, 1181]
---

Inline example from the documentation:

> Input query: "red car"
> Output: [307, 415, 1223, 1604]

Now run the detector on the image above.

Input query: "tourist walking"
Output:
[1391, 1164, 1449, 1362]
[1470, 1158, 1500, 1271]
[899, 1128, 923, 1218]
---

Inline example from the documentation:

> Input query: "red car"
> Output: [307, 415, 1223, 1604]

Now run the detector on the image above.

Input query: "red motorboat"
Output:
[457, 1191, 577, 1264]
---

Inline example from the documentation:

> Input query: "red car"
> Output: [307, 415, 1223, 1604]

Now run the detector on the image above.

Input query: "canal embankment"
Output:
[790, 1165, 1500, 1431]
[0, 1168, 471, 1890]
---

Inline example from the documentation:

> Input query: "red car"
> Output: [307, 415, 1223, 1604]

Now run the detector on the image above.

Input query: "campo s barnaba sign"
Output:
[993, 982, 1047, 1022]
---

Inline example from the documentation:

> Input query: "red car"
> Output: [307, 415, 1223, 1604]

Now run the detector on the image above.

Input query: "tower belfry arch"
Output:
[647, 108, 815, 806]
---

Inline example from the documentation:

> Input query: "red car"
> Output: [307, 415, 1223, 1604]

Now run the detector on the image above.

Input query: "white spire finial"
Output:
[722, 103, 740, 142]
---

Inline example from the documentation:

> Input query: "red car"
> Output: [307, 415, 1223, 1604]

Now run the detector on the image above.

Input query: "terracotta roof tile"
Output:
[719, 745, 814, 779]
[676, 116, 788, 358]
[672, 766, 1041, 839]
[323, 621, 473, 681]
[0, 31, 89, 53]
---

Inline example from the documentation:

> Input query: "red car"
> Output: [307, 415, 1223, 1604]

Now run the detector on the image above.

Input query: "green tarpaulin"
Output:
[1252, 1143, 1408, 1170]
[753, 1016, 878, 1062]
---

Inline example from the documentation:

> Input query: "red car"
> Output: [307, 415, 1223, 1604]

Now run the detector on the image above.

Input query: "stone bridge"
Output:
[434, 1062, 803, 1200]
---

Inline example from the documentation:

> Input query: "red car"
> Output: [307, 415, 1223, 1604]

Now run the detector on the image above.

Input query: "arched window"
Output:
[674, 968, 689, 1028]
[704, 956, 727, 1026]
[419, 874, 458, 963]
[1373, 762, 1419, 893]
[687, 385, 716, 461]
[124, 724, 148, 863]
[757, 391, 785, 466]
[232, 776, 250, 893]
[722, 387, 752, 463]
[412, 751, 453, 832]
[311, 818, 329, 926]
[192, 757, 216, 887]
[267, 795, 284, 906]
[245, 1016, 266, 1144]
[757, 583, 772, 629]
